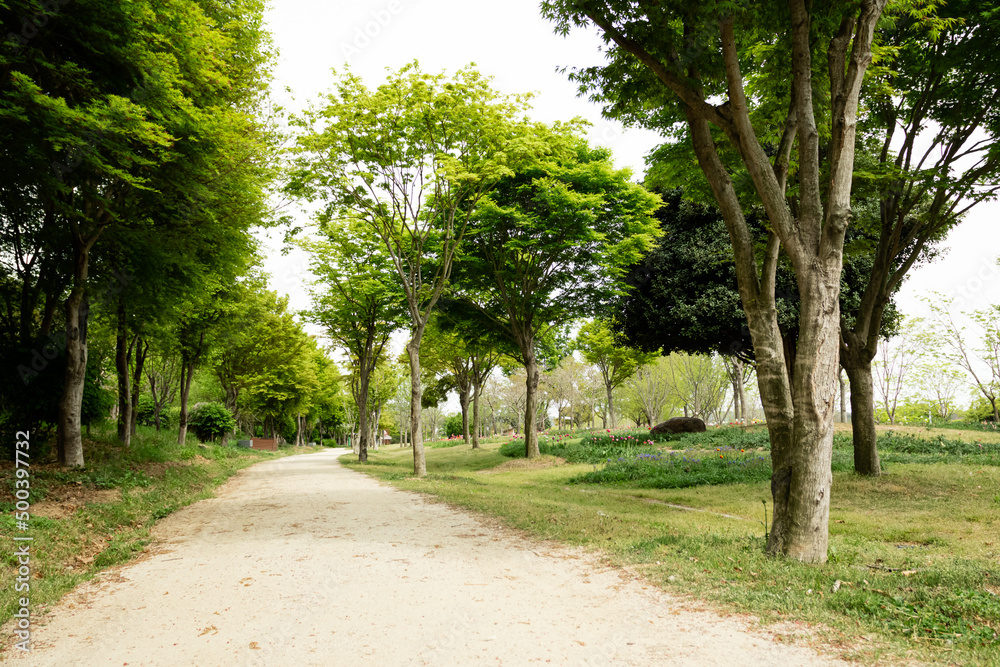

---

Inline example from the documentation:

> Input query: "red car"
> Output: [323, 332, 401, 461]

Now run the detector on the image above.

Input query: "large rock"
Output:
[650, 417, 706, 435]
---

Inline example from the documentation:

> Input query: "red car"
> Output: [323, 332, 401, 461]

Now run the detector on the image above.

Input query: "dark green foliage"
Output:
[612, 188, 900, 360]
[443, 414, 463, 438]
[0, 341, 113, 460]
[187, 403, 236, 443]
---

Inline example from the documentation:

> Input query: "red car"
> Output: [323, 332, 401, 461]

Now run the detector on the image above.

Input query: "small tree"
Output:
[188, 403, 237, 443]
[575, 319, 656, 429]
[451, 129, 661, 457]
[290, 63, 540, 477]
[872, 318, 924, 424]
[926, 296, 1000, 423]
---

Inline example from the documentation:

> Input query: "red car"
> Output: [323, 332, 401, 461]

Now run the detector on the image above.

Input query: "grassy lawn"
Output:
[0, 423, 319, 633]
[345, 426, 1000, 666]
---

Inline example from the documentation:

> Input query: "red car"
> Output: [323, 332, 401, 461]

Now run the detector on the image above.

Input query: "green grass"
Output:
[574, 448, 774, 488]
[345, 434, 1000, 666]
[0, 422, 317, 633]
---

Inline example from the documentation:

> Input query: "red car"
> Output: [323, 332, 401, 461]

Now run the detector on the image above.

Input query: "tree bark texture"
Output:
[471, 378, 482, 449]
[459, 387, 471, 445]
[407, 331, 427, 477]
[129, 338, 148, 438]
[605, 382, 616, 429]
[522, 345, 541, 458]
[115, 306, 133, 449]
[57, 240, 92, 467]
[842, 355, 881, 475]
[839, 369, 847, 423]
[57, 289, 88, 467]
[177, 359, 196, 446]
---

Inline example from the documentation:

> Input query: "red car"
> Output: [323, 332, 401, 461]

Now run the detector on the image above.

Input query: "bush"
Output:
[187, 403, 236, 443]
[443, 413, 463, 438]
[967, 396, 999, 423]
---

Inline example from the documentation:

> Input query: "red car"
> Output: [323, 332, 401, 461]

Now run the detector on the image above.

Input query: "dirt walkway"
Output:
[6, 449, 850, 666]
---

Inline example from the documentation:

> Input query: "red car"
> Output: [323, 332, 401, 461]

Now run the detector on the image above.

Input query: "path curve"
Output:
[7, 449, 849, 666]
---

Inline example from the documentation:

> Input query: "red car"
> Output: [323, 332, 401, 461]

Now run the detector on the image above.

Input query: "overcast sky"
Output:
[261, 0, 1000, 333]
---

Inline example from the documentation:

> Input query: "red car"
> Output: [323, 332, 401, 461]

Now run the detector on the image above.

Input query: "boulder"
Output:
[650, 417, 706, 435]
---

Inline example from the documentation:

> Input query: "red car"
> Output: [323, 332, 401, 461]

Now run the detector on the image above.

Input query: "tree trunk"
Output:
[522, 343, 541, 458]
[605, 381, 616, 429]
[471, 378, 482, 449]
[130, 338, 148, 437]
[57, 235, 94, 468]
[459, 386, 471, 445]
[735, 360, 747, 424]
[767, 268, 840, 563]
[115, 307, 133, 449]
[839, 368, 847, 423]
[177, 360, 195, 445]
[406, 329, 427, 477]
[57, 289, 88, 468]
[842, 354, 880, 476]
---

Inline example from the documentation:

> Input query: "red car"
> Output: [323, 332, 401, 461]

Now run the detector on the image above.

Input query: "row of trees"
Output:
[872, 298, 1000, 425]
[289, 64, 661, 468]
[537, 0, 1000, 561]
[0, 1, 350, 461]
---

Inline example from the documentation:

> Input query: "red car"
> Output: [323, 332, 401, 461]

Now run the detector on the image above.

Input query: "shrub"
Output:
[443, 413, 463, 438]
[187, 403, 236, 443]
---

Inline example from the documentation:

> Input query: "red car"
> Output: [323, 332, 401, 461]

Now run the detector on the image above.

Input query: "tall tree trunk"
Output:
[522, 343, 541, 458]
[130, 337, 148, 437]
[355, 373, 371, 461]
[459, 386, 471, 445]
[57, 289, 88, 467]
[406, 328, 427, 477]
[842, 355, 880, 475]
[604, 381, 616, 429]
[471, 378, 482, 449]
[115, 306, 133, 448]
[839, 368, 847, 423]
[57, 238, 93, 467]
[737, 367, 747, 424]
[177, 360, 196, 445]
[770, 269, 840, 562]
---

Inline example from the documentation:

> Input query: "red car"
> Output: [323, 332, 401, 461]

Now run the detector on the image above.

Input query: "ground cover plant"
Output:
[0, 423, 315, 630]
[346, 425, 1000, 665]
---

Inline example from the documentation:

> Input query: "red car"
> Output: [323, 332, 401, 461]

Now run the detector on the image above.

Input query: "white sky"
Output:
[260, 0, 1000, 356]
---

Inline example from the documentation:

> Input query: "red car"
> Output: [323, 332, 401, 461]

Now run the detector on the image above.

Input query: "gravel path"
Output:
[7, 448, 850, 666]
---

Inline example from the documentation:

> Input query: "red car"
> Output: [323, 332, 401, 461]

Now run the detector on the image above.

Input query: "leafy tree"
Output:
[450, 129, 660, 457]
[543, 0, 890, 561]
[925, 296, 1000, 423]
[188, 402, 237, 443]
[872, 318, 924, 424]
[575, 319, 656, 428]
[289, 62, 540, 476]
[0, 0, 276, 465]
[304, 220, 407, 461]
[420, 318, 476, 445]
[838, 1, 1000, 474]
[621, 356, 676, 428]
